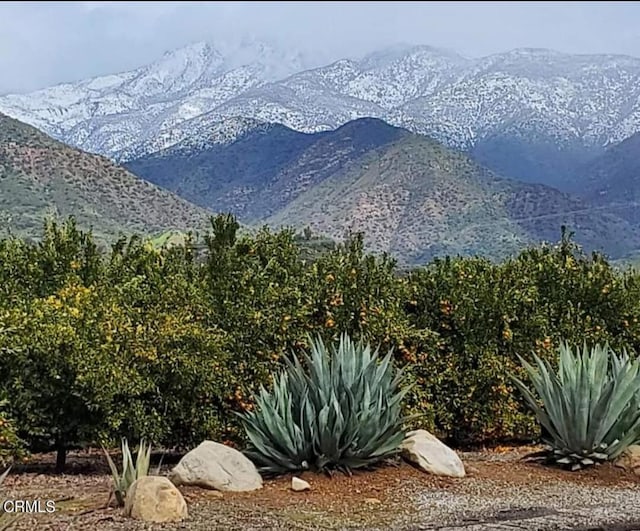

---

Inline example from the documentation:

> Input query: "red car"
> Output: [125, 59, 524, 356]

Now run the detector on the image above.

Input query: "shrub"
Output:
[238, 333, 410, 476]
[512, 343, 640, 470]
[406, 256, 544, 443]
[102, 236, 233, 450]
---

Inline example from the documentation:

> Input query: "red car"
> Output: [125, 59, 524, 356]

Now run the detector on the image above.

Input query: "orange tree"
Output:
[0, 281, 138, 472]
[0, 220, 112, 471]
[405, 233, 640, 446]
[102, 234, 233, 449]
[201, 215, 310, 442]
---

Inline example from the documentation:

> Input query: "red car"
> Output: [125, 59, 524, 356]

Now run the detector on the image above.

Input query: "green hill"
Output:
[264, 132, 640, 265]
[0, 112, 212, 242]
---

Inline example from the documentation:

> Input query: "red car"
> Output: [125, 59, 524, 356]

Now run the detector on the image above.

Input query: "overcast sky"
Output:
[1, 1, 639, 94]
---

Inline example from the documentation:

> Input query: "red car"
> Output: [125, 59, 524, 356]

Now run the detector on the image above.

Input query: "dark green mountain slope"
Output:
[125, 118, 409, 222]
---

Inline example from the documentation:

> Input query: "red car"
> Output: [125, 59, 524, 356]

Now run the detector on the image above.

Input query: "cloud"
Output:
[0, 1, 639, 94]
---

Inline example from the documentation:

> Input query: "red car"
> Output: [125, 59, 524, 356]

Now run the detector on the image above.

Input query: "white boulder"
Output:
[400, 429, 465, 478]
[169, 440, 263, 491]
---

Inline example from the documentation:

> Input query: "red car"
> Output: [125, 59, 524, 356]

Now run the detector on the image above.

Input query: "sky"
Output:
[1, 1, 639, 94]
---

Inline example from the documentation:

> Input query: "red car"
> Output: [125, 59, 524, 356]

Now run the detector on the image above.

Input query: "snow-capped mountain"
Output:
[2, 41, 640, 187]
[0, 40, 313, 160]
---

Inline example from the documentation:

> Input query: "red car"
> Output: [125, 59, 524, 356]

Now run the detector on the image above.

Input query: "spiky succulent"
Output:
[0, 467, 9, 486]
[238, 333, 412, 476]
[0, 467, 17, 529]
[102, 438, 152, 506]
[512, 342, 640, 470]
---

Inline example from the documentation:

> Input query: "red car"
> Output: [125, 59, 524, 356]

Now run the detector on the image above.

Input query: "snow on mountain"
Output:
[1, 41, 640, 173]
[0, 40, 311, 158]
[118, 115, 271, 161]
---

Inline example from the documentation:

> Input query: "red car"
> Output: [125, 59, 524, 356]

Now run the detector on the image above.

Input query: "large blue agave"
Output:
[238, 333, 412, 475]
[512, 342, 640, 470]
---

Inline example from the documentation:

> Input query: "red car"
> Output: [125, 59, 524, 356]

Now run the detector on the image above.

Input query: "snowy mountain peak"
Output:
[360, 43, 467, 69]
[130, 41, 224, 97]
[2, 42, 640, 179]
[160, 41, 213, 59]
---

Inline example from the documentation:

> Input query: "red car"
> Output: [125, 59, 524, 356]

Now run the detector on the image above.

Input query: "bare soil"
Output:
[1, 445, 639, 530]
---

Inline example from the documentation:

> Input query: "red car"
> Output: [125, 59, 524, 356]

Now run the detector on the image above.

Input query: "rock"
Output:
[124, 476, 187, 523]
[169, 440, 263, 492]
[400, 429, 466, 478]
[615, 445, 640, 475]
[364, 497, 381, 504]
[465, 465, 480, 475]
[291, 477, 311, 491]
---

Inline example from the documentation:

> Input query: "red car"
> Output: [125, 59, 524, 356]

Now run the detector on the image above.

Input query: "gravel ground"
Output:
[2, 446, 640, 531]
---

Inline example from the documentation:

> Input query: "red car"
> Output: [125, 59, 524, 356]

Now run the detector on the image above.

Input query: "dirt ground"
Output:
[1, 445, 640, 531]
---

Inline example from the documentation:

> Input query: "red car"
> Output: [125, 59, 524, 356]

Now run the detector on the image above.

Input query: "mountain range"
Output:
[2, 41, 640, 191]
[0, 112, 210, 242]
[1, 41, 639, 265]
[125, 117, 640, 264]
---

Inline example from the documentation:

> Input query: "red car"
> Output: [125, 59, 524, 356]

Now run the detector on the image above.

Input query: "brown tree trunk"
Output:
[55, 437, 66, 473]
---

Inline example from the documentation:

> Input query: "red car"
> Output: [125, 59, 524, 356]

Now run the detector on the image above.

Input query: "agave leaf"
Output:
[102, 445, 121, 487]
[511, 374, 564, 443]
[596, 358, 640, 444]
[0, 467, 10, 486]
[136, 440, 152, 479]
[584, 381, 617, 449]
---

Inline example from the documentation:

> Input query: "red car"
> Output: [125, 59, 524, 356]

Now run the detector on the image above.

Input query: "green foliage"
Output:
[238, 334, 410, 475]
[512, 343, 640, 470]
[3, 214, 640, 461]
[0, 221, 135, 470]
[404, 234, 640, 445]
[0, 400, 26, 467]
[103, 438, 152, 507]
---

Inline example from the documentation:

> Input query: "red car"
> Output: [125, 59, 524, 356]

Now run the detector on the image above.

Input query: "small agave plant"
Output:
[237, 333, 412, 476]
[102, 438, 153, 507]
[511, 342, 640, 471]
[0, 467, 17, 529]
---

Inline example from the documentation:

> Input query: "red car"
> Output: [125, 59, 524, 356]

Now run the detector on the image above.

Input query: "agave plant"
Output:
[511, 342, 640, 471]
[102, 438, 152, 507]
[238, 333, 412, 476]
[0, 467, 17, 530]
